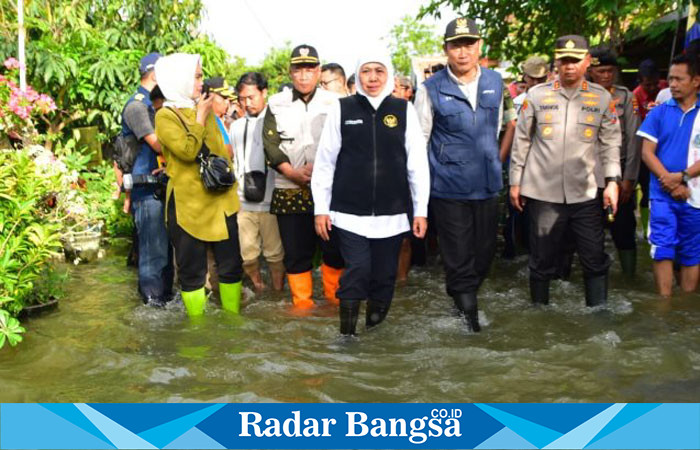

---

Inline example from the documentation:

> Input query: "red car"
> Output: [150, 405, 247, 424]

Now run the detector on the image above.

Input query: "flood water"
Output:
[1, 239, 699, 403]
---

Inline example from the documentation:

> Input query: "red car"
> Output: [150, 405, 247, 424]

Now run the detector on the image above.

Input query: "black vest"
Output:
[330, 94, 409, 216]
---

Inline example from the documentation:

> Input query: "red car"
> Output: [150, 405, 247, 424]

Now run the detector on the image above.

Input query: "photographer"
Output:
[154, 53, 243, 317]
[120, 52, 173, 307]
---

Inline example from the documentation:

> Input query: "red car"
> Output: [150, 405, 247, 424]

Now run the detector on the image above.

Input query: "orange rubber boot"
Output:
[287, 271, 314, 309]
[321, 264, 343, 305]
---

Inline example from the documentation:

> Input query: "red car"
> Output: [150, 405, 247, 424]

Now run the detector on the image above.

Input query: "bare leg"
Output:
[396, 237, 412, 282]
[679, 265, 699, 293]
[653, 260, 674, 297]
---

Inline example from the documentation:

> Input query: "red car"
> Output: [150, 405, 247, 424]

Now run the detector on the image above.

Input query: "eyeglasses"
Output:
[319, 77, 339, 87]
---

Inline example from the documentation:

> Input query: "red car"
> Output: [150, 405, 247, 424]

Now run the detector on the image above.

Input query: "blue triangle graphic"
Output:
[476, 403, 563, 449]
[88, 403, 213, 435]
[475, 427, 538, 449]
[139, 404, 226, 448]
[0, 403, 114, 449]
[488, 404, 614, 435]
[544, 403, 625, 449]
[586, 404, 700, 449]
[41, 403, 114, 446]
[164, 426, 226, 449]
[75, 403, 157, 449]
[585, 403, 661, 447]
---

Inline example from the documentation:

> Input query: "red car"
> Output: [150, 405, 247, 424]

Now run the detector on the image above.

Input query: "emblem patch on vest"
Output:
[383, 114, 398, 128]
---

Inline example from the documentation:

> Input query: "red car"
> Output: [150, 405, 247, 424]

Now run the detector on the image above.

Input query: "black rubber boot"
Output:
[529, 278, 550, 306]
[584, 274, 608, 307]
[339, 300, 360, 336]
[365, 300, 391, 329]
[618, 249, 636, 278]
[453, 292, 480, 332]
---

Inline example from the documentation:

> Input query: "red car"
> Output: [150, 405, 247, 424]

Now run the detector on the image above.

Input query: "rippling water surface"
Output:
[1, 240, 699, 403]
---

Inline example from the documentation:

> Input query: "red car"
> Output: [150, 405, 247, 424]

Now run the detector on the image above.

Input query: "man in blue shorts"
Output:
[638, 53, 700, 297]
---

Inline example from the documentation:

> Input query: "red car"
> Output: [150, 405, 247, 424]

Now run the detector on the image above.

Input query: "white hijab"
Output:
[154, 53, 201, 109]
[354, 50, 395, 110]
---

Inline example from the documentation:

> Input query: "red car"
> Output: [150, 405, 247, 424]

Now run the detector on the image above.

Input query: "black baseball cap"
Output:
[444, 17, 480, 42]
[590, 47, 618, 66]
[203, 77, 236, 100]
[554, 35, 589, 60]
[290, 45, 320, 65]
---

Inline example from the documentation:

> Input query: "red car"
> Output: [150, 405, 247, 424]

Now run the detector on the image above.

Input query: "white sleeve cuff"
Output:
[636, 130, 658, 143]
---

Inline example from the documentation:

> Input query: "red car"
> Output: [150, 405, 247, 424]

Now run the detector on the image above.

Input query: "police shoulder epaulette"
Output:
[587, 82, 607, 93]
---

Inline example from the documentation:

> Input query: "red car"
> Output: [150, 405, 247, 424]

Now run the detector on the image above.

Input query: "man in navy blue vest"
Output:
[415, 18, 517, 332]
[122, 52, 173, 307]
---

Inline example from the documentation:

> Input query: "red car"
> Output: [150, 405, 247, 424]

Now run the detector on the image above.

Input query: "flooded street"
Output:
[1, 239, 699, 403]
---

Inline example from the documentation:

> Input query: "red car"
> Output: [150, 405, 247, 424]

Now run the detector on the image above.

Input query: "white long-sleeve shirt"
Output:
[230, 107, 275, 212]
[311, 99, 431, 239]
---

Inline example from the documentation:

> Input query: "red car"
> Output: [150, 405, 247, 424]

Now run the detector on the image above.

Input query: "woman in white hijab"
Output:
[311, 51, 431, 337]
[154, 53, 243, 318]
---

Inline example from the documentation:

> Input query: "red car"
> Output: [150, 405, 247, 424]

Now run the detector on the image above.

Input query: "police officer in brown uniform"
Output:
[588, 47, 641, 276]
[510, 35, 622, 306]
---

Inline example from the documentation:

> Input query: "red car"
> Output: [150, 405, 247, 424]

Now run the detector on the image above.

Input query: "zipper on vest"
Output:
[372, 112, 377, 215]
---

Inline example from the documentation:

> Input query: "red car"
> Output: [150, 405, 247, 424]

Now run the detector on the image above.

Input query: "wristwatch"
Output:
[605, 176, 622, 185]
[682, 170, 690, 185]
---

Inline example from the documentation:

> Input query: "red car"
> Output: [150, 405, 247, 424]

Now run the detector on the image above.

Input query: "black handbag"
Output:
[241, 118, 267, 202]
[167, 107, 234, 192]
[196, 142, 235, 192]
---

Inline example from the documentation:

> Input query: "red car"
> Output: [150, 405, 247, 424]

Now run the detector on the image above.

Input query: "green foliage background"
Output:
[0, 0, 291, 148]
[418, 0, 680, 66]
[386, 15, 443, 76]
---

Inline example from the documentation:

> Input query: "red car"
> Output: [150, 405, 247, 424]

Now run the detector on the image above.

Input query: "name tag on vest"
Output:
[482, 89, 495, 94]
[344, 119, 363, 125]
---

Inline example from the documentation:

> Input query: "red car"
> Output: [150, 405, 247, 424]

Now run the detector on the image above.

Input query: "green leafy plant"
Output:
[418, 0, 678, 66]
[0, 309, 25, 349]
[386, 15, 443, 76]
[0, 148, 63, 315]
[0, 0, 206, 145]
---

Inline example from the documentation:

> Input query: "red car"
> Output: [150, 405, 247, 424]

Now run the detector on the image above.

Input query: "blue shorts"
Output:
[649, 199, 700, 265]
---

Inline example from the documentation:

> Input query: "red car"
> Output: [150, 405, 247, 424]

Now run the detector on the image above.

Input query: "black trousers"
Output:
[638, 163, 650, 209]
[607, 196, 637, 251]
[335, 227, 405, 304]
[529, 198, 611, 281]
[432, 197, 499, 296]
[276, 213, 343, 274]
[167, 197, 243, 292]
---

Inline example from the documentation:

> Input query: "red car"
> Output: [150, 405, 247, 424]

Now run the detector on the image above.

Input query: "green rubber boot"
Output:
[618, 249, 637, 278]
[219, 281, 242, 314]
[181, 288, 207, 317]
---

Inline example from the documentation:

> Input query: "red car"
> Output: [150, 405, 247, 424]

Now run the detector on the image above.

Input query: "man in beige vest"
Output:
[263, 45, 344, 309]
[510, 35, 621, 307]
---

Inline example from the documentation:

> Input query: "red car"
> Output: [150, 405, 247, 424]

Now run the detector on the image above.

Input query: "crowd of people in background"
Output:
[114, 16, 700, 338]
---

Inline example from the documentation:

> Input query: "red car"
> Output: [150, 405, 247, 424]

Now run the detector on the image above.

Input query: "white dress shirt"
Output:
[311, 100, 431, 239]
[414, 65, 508, 142]
[230, 106, 275, 212]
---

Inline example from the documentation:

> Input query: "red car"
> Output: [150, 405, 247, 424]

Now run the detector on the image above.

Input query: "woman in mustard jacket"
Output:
[154, 53, 243, 316]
